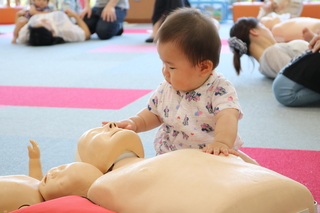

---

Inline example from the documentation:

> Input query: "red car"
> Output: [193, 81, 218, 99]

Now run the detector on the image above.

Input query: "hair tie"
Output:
[228, 37, 248, 57]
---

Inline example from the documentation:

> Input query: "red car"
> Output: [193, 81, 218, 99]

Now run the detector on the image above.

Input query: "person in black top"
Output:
[145, 0, 190, 43]
[272, 34, 320, 107]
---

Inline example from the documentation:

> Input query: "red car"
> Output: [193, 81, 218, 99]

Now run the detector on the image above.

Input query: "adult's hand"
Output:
[101, 6, 116, 22]
[80, 7, 92, 19]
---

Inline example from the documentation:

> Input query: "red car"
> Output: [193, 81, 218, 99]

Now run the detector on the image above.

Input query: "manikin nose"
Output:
[105, 122, 118, 134]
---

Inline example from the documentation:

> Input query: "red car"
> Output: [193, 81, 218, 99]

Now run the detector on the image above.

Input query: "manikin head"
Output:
[77, 122, 144, 173]
[38, 162, 103, 201]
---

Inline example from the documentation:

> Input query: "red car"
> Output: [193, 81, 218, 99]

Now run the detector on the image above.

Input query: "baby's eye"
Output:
[169, 67, 175, 70]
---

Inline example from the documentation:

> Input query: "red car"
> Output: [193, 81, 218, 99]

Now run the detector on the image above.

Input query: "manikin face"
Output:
[38, 162, 103, 201]
[77, 123, 144, 173]
[157, 41, 210, 92]
[33, 0, 48, 8]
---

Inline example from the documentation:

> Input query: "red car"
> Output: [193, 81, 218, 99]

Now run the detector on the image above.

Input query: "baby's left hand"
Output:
[202, 141, 239, 156]
[28, 139, 40, 159]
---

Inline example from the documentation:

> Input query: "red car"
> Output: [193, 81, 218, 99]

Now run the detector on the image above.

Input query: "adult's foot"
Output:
[116, 28, 123, 36]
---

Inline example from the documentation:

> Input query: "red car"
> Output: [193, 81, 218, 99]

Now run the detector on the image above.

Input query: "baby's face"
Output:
[157, 41, 209, 92]
[38, 162, 102, 200]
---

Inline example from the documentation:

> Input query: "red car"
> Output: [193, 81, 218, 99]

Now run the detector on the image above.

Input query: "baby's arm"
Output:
[28, 139, 43, 181]
[202, 108, 240, 156]
[102, 108, 162, 133]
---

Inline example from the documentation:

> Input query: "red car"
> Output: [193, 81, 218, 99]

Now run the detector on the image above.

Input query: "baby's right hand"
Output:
[102, 120, 136, 131]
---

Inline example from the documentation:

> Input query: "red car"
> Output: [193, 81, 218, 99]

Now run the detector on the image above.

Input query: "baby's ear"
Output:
[199, 60, 213, 76]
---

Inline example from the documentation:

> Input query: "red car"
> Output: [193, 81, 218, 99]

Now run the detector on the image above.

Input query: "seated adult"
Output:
[79, 0, 128, 40]
[18, 9, 90, 46]
[228, 17, 308, 79]
[0, 140, 103, 212]
[272, 35, 320, 107]
[260, 14, 320, 42]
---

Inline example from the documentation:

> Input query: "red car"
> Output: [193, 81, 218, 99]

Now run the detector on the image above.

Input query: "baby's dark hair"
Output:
[229, 17, 259, 75]
[28, 26, 65, 46]
[155, 7, 221, 69]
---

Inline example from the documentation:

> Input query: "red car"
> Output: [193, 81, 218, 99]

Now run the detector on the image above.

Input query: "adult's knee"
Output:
[272, 80, 296, 107]
[96, 30, 114, 40]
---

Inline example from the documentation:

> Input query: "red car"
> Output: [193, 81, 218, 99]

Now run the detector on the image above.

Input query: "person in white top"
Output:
[257, 0, 304, 20]
[228, 17, 308, 79]
[18, 9, 90, 46]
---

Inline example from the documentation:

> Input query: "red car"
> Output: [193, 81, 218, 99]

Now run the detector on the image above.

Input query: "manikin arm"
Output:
[28, 139, 43, 181]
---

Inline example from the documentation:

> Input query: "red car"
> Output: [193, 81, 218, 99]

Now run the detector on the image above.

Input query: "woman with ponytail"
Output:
[228, 17, 308, 79]
[18, 9, 90, 46]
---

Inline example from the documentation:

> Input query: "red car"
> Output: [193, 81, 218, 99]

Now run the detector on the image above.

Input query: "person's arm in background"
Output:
[28, 140, 43, 181]
[275, 0, 290, 13]
[79, 0, 92, 19]
[64, 9, 91, 39]
[101, 0, 120, 22]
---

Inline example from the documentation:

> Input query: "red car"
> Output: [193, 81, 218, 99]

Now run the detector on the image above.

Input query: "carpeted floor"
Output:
[0, 20, 319, 206]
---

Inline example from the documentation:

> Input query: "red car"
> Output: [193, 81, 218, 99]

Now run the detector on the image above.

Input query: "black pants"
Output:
[151, 0, 190, 25]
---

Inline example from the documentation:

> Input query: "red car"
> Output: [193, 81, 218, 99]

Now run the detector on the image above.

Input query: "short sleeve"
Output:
[211, 80, 243, 120]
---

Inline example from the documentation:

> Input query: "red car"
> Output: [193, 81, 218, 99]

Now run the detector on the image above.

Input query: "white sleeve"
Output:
[60, 25, 86, 42]
[259, 45, 293, 78]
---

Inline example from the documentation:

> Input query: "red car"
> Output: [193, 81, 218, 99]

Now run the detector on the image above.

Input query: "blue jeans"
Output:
[272, 73, 320, 107]
[83, 7, 127, 40]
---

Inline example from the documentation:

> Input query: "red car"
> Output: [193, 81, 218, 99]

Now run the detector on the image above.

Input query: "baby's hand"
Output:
[202, 141, 239, 156]
[28, 139, 40, 159]
[102, 120, 136, 131]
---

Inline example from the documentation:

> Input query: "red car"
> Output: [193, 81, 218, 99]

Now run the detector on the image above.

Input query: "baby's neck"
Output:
[112, 152, 144, 171]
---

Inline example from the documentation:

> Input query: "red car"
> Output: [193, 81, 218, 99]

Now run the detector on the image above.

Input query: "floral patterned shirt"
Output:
[148, 72, 244, 155]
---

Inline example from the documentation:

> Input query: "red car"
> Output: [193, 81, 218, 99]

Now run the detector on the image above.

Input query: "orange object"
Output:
[0, 6, 23, 24]
[232, 2, 320, 23]
[300, 2, 320, 19]
[232, 2, 262, 22]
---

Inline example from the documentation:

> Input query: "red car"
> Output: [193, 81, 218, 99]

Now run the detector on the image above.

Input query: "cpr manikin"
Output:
[75, 122, 145, 173]
[75, 123, 316, 213]
[260, 13, 320, 42]
[0, 140, 103, 212]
